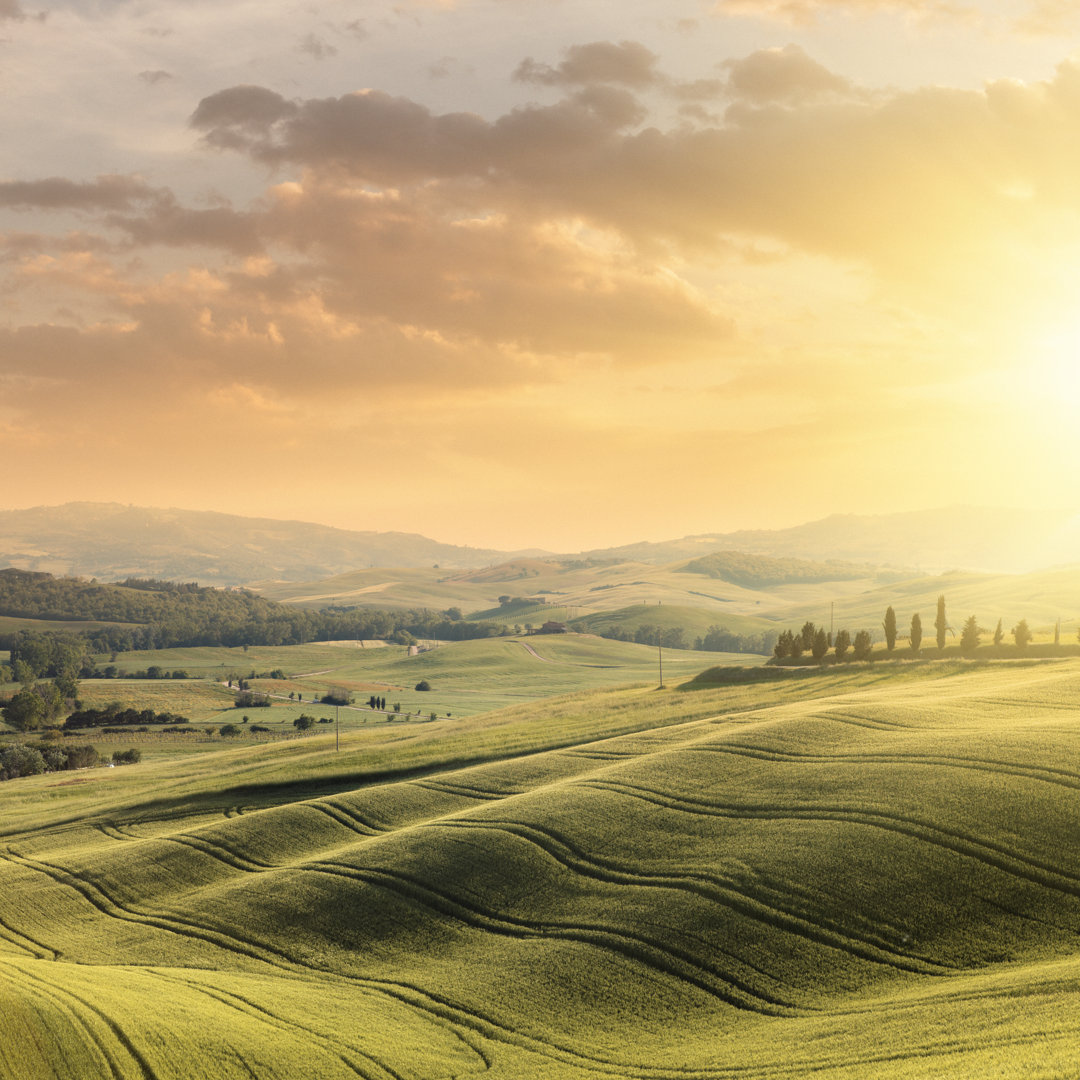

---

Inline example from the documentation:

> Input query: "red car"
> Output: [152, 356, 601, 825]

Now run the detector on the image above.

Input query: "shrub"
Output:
[293, 714, 315, 731]
[218, 723, 241, 736]
[249, 725, 270, 733]
[0, 744, 46, 780]
[321, 691, 352, 706]
[112, 748, 141, 765]
[415, 680, 432, 692]
[234, 690, 271, 708]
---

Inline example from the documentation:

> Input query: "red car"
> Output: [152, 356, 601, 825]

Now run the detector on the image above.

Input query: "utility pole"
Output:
[335, 703, 340, 752]
[658, 635, 664, 689]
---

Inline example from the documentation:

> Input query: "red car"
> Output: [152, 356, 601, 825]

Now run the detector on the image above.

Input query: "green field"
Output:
[79, 635, 760, 720]
[3, 657, 1080, 1076]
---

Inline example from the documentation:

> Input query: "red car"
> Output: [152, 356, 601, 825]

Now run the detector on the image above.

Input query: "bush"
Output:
[234, 690, 271, 708]
[112, 748, 141, 765]
[321, 691, 352, 706]
[249, 725, 271, 733]
[0, 744, 46, 779]
[218, 723, 241, 736]
[293, 714, 315, 731]
[415, 680, 431, 692]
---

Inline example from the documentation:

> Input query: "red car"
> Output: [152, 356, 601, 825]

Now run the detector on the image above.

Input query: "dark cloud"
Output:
[0, 0, 23, 19]
[722, 44, 853, 103]
[514, 41, 661, 88]
[138, 70, 173, 85]
[298, 33, 337, 60]
[0, 175, 162, 211]
[190, 85, 297, 138]
[108, 204, 262, 255]
[188, 54, 1080, 287]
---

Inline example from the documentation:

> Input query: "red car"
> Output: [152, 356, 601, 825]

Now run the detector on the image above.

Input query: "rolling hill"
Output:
[0, 503, 1075, 586]
[0, 503, 527, 583]
[3, 659, 1080, 1076]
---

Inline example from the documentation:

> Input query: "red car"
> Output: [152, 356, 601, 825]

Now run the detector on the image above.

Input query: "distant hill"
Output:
[675, 550, 873, 589]
[0, 502, 1073, 586]
[583, 507, 1077, 574]
[0, 503, 528, 584]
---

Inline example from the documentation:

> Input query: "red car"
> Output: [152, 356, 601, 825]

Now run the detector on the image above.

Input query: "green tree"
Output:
[811, 627, 829, 661]
[935, 595, 950, 652]
[883, 606, 897, 651]
[54, 673, 78, 701]
[1013, 619, 1032, 649]
[1, 688, 46, 732]
[799, 622, 817, 652]
[293, 714, 315, 731]
[0, 744, 46, 780]
[960, 615, 980, 654]
[852, 630, 873, 661]
[910, 613, 922, 656]
[773, 630, 794, 659]
[993, 618, 1004, 647]
[834, 629, 851, 661]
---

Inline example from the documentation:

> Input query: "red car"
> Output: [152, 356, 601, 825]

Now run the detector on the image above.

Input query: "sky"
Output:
[3, 0, 1080, 551]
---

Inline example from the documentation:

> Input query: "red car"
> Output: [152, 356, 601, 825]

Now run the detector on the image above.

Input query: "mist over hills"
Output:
[586, 506, 1078, 575]
[0, 503, 526, 584]
[0, 502, 1073, 585]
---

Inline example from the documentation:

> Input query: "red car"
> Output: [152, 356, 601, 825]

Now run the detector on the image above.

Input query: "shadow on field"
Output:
[93, 740, 599, 827]
[679, 666, 825, 691]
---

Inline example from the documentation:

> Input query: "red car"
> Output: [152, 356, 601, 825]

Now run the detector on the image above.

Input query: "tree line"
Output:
[0, 570, 523, 659]
[771, 595, 1067, 664]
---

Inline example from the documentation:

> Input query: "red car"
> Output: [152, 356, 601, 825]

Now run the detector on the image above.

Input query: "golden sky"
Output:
[2, 0, 1080, 550]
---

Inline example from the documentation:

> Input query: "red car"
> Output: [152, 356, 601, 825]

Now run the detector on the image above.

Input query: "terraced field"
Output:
[3, 660, 1080, 1077]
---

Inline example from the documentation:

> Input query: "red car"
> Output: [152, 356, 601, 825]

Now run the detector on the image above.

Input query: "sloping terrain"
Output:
[0, 504, 523, 583]
[2, 661, 1080, 1077]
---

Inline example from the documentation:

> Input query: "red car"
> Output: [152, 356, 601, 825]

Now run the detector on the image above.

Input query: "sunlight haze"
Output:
[2, 0, 1080, 550]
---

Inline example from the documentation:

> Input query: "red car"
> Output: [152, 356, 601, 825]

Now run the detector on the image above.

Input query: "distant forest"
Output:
[0, 570, 510, 667]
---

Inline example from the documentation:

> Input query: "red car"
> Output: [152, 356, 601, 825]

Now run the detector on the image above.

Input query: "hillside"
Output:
[0, 503, 524, 583]
[0, 503, 1074, 586]
[3, 660, 1080, 1076]
[584, 505, 1076, 574]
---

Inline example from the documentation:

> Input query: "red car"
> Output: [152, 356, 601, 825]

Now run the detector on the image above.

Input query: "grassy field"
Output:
[2, 658, 1080, 1076]
[78, 634, 761, 721]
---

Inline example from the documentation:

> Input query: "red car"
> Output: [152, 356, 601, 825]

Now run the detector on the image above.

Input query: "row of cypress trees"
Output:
[775, 595, 1045, 662]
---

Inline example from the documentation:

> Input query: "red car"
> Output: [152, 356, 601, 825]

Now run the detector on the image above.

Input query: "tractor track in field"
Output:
[579, 779, 1080, 899]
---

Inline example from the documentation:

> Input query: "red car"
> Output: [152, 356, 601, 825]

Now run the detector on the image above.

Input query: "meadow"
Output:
[2, 656, 1080, 1076]
[75, 635, 757, 723]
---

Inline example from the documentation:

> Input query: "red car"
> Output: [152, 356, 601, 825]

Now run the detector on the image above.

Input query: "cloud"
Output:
[188, 54, 1080, 300]
[138, 70, 173, 85]
[0, 175, 163, 212]
[11, 44, 1080, 535]
[514, 40, 662, 88]
[1014, 0, 1080, 34]
[298, 33, 338, 60]
[0, 0, 22, 19]
[712, 0, 971, 23]
[721, 44, 854, 103]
